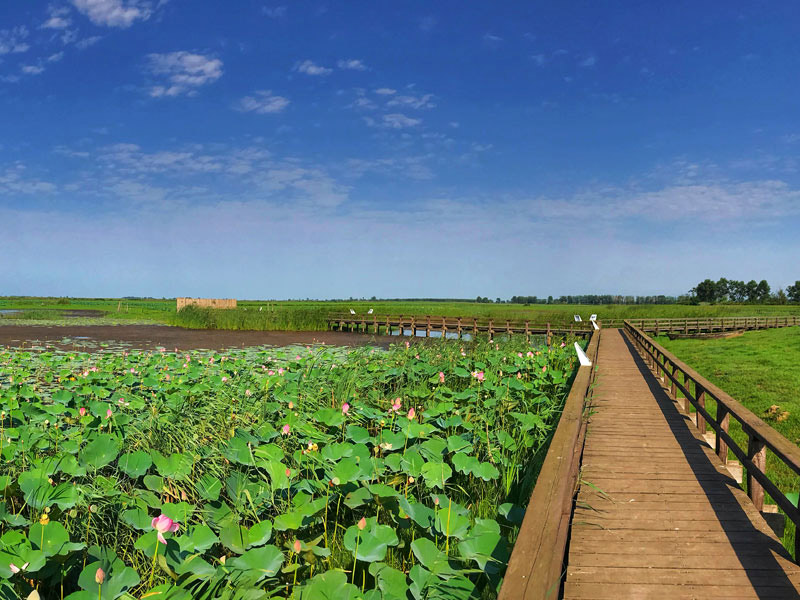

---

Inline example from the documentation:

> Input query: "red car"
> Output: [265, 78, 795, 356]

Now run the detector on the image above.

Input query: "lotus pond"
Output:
[0, 337, 579, 599]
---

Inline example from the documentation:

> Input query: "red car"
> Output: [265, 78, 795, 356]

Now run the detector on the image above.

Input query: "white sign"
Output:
[590, 314, 597, 321]
[573, 315, 582, 322]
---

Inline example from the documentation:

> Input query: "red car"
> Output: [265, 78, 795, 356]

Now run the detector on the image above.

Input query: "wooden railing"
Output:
[327, 314, 594, 342]
[498, 331, 600, 599]
[625, 315, 799, 335]
[624, 321, 800, 557]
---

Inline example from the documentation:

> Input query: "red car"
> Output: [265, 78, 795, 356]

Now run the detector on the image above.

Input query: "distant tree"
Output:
[756, 280, 771, 302]
[547, 296, 553, 304]
[787, 281, 800, 303]
[715, 278, 730, 302]
[693, 279, 717, 303]
[728, 280, 747, 302]
[745, 280, 759, 302]
[774, 288, 788, 305]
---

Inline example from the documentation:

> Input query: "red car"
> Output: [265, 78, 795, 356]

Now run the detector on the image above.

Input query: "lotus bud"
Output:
[357, 517, 367, 530]
[95, 567, 105, 584]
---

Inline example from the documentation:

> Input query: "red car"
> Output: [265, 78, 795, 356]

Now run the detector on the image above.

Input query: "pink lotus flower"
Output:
[293, 539, 302, 553]
[281, 424, 291, 435]
[285, 468, 292, 477]
[106, 408, 112, 418]
[342, 402, 350, 414]
[518, 352, 523, 358]
[560, 342, 566, 348]
[295, 355, 301, 360]
[79, 407, 87, 417]
[405, 341, 410, 349]
[288, 401, 294, 409]
[278, 368, 285, 376]
[95, 567, 105, 584]
[268, 370, 275, 376]
[245, 389, 252, 397]
[542, 365, 547, 373]
[9, 561, 28, 573]
[221, 376, 228, 383]
[391, 398, 401, 412]
[438, 372, 445, 383]
[472, 371, 485, 382]
[357, 517, 367, 530]
[526, 351, 534, 357]
[407, 407, 416, 420]
[151, 514, 180, 544]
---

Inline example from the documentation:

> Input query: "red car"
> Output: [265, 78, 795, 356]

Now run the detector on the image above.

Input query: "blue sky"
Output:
[2, 1, 799, 299]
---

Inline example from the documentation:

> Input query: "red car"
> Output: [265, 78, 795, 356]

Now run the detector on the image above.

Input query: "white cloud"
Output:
[380, 113, 422, 129]
[483, 33, 503, 43]
[374, 87, 396, 95]
[21, 65, 46, 75]
[579, 55, 597, 67]
[41, 6, 73, 30]
[70, 0, 154, 28]
[146, 52, 223, 97]
[48, 51, 65, 62]
[236, 90, 290, 114]
[337, 59, 367, 71]
[0, 27, 30, 55]
[294, 60, 331, 76]
[386, 93, 435, 110]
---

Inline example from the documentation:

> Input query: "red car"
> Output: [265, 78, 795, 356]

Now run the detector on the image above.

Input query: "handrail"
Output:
[624, 320, 800, 558]
[498, 330, 600, 599]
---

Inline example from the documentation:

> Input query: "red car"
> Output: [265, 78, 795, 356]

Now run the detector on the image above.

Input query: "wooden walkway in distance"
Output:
[565, 329, 800, 599]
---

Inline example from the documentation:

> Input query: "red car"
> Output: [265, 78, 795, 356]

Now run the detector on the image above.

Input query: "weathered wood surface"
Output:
[564, 329, 800, 599]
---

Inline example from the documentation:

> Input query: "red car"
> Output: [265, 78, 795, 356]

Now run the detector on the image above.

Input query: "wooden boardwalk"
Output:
[564, 329, 800, 599]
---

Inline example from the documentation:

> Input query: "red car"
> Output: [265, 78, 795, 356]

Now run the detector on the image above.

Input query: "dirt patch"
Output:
[0, 324, 405, 352]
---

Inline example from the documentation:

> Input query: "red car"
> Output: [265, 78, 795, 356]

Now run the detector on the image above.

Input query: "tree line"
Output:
[691, 278, 800, 304]
[508, 295, 683, 305]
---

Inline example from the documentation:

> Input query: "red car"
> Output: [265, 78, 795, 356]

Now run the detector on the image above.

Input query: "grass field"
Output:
[658, 327, 800, 555]
[2, 296, 799, 331]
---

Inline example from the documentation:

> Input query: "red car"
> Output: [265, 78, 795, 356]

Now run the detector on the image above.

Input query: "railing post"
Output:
[696, 383, 706, 434]
[426, 315, 431, 337]
[746, 433, 767, 511]
[546, 322, 552, 347]
[716, 406, 730, 464]
[457, 317, 462, 339]
[525, 320, 530, 342]
[488, 319, 494, 340]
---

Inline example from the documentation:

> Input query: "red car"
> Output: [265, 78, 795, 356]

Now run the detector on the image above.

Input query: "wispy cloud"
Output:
[0, 26, 30, 55]
[41, 6, 73, 30]
[374, 87, 396, 95]
[75, 35, 103, 49]
[236, 90, 290, 114]
[530, 54, 547, 67]
[48, 51, 65, 62]
[579, 54, 597, 67]
[386, 93, 435, 110]
[337, 58, 367, 71]
[372, 113, 422, 129]
[0, 163, 57, 194]
[21, 64, 46, 75]
[262, 5, 287, 18]
[70, 0, 155, 28]
[146, 51, 223, 97]
[294, 59, 331, 76]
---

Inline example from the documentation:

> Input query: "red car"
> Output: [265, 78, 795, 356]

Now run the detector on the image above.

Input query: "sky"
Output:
[1, 1, 799, 299]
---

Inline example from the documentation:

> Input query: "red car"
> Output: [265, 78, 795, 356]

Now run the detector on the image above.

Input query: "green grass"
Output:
[658, 327, 800, 555]
[2, 296, 799, 331]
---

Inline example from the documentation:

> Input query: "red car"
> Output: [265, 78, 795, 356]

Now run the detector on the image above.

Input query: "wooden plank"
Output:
[564, 582, 800, 599]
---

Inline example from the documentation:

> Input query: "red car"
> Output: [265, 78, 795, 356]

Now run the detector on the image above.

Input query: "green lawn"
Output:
[659, 327, 800, 555]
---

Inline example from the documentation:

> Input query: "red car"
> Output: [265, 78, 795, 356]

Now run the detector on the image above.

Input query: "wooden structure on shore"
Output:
[176, 297, 237, 311]
[327, 314, 593, 342]
[499, 321, 800, 599]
